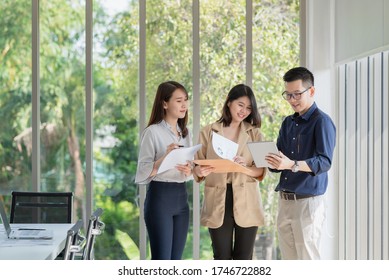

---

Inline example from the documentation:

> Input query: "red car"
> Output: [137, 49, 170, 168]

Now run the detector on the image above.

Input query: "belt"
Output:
[279, 191, 315, 200]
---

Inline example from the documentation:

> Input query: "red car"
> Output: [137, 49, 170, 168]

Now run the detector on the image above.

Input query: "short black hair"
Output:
[283, 66, 314, 87]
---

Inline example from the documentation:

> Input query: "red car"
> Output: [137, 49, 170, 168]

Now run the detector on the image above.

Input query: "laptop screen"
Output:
[0, 199, 12, 236]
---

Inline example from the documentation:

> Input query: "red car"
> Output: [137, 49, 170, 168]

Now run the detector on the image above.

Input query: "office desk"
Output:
[0, 223, 74, 260]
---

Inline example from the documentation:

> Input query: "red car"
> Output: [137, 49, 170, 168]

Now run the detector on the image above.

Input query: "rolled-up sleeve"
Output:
[135, 128, 156, 185]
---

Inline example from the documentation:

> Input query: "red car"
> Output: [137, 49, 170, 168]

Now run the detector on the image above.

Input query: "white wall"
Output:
[304, 0, 389, 260]
[302, 0, 337, 260]
[335, 0, 389, 63]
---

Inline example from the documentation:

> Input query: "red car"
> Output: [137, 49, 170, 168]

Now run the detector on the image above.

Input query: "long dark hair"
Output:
[217, 84, 261, 128]
[147, 81, 189, 138]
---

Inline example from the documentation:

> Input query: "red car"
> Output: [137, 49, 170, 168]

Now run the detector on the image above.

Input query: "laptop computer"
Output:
[247, 141, 279, 168]
[0, 199, 53, 240]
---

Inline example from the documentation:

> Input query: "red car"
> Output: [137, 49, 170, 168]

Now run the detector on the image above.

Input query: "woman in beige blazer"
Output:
[193, 84, 266, 260]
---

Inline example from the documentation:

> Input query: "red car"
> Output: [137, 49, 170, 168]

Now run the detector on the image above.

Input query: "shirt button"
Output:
[291, 151, 294, 154]
[296, 124, 298, 126]
[293, 137, 296, 140]
[284, 177, 287, 180]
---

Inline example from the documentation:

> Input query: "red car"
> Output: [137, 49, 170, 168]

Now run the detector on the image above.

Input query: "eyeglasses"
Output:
[282, 87, 311, 100]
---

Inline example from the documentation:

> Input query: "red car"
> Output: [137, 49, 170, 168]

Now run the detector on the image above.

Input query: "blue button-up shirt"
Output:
[271, 102, 336, 195]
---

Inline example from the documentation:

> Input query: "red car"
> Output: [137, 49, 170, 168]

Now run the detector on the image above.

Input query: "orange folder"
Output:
[193, 159, 255, 177]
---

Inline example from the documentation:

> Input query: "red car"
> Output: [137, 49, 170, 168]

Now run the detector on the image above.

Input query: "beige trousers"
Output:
[277, 194, 325, 260]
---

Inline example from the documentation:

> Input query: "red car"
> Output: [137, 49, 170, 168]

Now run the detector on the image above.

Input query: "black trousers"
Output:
[144, 181, 189, 260]
[208, 184, 258, 260]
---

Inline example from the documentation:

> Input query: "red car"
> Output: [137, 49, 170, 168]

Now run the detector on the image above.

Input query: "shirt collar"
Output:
[161, 119, 182, 133]
[292, 102, 317, 121]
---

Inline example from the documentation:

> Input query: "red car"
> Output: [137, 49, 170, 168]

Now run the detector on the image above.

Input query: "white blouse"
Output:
[135, 120, 193, 185]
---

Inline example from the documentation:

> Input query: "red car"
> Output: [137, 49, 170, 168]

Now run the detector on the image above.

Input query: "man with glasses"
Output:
[265, 67, 336, 260]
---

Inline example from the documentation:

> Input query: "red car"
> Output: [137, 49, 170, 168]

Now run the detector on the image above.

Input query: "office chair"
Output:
[63, 219, 85, 260]
[82, 208, 105, 260]
[10, 191, 73, 223]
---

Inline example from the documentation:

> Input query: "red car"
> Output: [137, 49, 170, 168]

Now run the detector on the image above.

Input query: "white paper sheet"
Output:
[212, 132, 238, 160]
[157, 144, 202, 174]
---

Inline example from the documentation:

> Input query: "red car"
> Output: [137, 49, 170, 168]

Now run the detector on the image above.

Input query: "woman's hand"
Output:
[151, 143, 183, 177]
[176, 161, 193, 177]
[232, 155, 247, 167]
[193, 165, 215, 178]
[165, 143, 181, 155]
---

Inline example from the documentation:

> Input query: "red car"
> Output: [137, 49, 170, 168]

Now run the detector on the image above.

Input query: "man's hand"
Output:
[265, 151, 294, 170]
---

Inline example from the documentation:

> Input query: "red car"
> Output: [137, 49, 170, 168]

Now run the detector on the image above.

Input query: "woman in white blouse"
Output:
[135, 81, 192, 260]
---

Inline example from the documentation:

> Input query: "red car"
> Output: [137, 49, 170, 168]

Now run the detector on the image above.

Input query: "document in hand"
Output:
[212, 132, 238, 160]
[157, 144, 202, 174]
[247, 141, 279, 167]
[193, 159, 255, 177]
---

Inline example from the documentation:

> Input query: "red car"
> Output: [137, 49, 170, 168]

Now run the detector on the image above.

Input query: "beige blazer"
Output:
[194, 121, 266, 228]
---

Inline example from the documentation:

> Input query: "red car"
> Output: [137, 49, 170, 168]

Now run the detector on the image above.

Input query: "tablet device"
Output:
[247, 141, 279, 168]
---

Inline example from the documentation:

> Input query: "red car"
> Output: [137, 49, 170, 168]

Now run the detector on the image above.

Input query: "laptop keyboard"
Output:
[20, 230, 40, 236]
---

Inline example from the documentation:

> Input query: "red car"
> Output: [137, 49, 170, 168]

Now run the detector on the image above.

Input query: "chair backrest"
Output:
[82, 208, 104, 260]
[10, 191, 73, 223]
[63, 219, 84, 260]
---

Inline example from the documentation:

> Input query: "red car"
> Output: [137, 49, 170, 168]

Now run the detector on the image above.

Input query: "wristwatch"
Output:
[291, 160, 299, 173]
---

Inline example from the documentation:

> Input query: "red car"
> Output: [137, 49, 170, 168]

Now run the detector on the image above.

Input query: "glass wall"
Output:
[200, 0, 246, 127]
[145, 0, 194, 259]
[92, 0, 140, 260]
[0, 0, 299, 260]
[0, 1, 32, 206]
[39, 0, 86, 222]
[199, 0, 247, 259]
[251, 0, 300, 259]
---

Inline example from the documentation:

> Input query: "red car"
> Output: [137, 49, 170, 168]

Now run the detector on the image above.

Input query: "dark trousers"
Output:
[209, 184, 258, 260]
[144, 181, 189, 260]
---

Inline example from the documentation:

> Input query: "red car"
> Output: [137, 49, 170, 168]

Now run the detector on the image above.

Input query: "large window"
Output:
[251, 0, 299, 259]
[0, 0, 299, 260]
[145, 0, 194, 259]
[198, 0, 247, 259]
[92, 0, 141, 260]
[0, 1, 32, 203]
[199, 0, 246, 126]
[39, 0, 86, 222]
